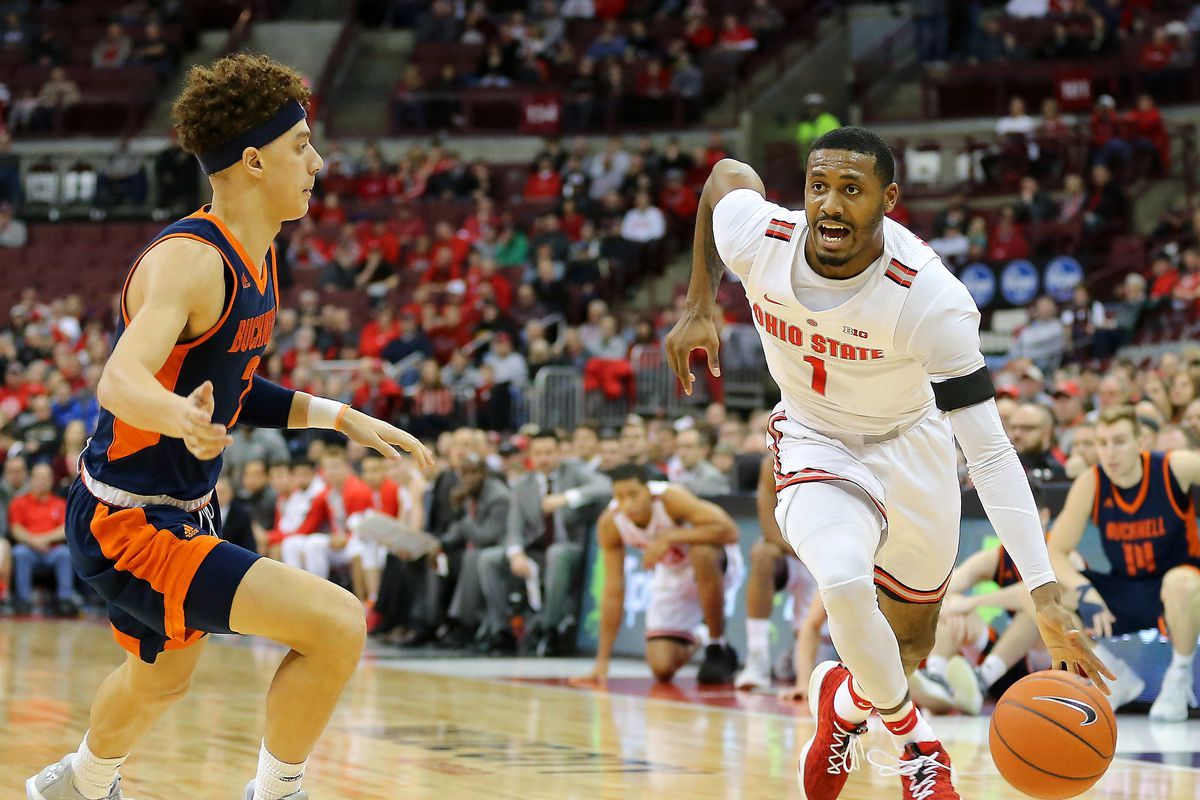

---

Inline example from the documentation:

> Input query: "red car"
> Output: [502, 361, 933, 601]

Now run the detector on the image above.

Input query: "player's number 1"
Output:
[227, 355, 261, 427]
[803, 355, 827, 396]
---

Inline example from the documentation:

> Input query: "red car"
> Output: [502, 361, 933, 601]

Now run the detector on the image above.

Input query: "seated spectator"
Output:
[1009, 402, 1067, 482]
[716, 13, 758, 52]
[1089, 95, 1130, 168]
[131, 20, 178, 82]
[1125, 93, 1169, 173]
[441, 454, 511, 645]
[0, 132, 18, 206]
[238, 458, 277, 551]
[442, 349, 481, 392]
[1013, 175, 1059, 224]
[561, 0, 595, 16]
[9, 463, 74, 616]
[1057, 172, 1087, 223]
[92, 23, 131, 68]
[282, 448, 375, 591]
[97, 137, 147, 208]
[215, 476, 257, 554]
[1096, 273, 1148, 357]
[620, 191, 666, 244]
[747, 0, 786, 42]
[1060, 284, 1105, 360]
[524, 157, 563, 200]
[988, 206, 1030, 261]
[477, 430, 610, 653]
[1082, 163, 1128, 237]
[36, 67, 80, 129]
[381, 312, 433, 364]
[668, 426, 730, 496]
[588, 314, 629, 360]
[483, 332, 529, 389]
[0, 202, 27, 248]
[1009, 295, 1066, 373]
[995, 95, 1038, 165]
[587, 20, 628, 60]
[964, 215, 984, 260]
[929, 224, 970, 266]
[933, 192, 971, 237]
[417, 0, 460, 43]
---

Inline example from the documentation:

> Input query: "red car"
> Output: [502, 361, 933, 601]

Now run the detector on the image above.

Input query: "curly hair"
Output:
[171, 53, 310, 156]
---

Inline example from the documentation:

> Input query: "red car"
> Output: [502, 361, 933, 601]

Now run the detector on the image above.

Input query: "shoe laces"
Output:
[825, 720, 866, 775]
[868, 748, 951, 800]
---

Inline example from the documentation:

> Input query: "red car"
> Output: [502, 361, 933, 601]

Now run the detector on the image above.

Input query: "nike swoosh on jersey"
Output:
[763, 294, 788, 307]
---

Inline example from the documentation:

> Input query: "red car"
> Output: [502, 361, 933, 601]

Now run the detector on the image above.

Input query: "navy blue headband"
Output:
[196, 100, 307, 175]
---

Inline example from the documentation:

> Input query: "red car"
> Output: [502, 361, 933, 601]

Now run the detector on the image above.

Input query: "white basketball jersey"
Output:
[609, 482, 689, 567]
[740, 210, 979, 438]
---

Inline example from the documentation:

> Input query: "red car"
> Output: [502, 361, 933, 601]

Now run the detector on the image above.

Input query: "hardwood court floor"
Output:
[2, 619, 1199, 799]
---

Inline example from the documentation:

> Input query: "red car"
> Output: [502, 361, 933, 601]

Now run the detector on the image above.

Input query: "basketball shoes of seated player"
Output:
[1150, 662, 1198, 722]
[244, 783, 308, 799]
[26, 755, 121, 800]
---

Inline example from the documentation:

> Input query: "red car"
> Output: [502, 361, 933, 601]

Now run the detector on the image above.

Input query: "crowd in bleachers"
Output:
[0, 0, 191, 137]
[381, 0, 798, 132]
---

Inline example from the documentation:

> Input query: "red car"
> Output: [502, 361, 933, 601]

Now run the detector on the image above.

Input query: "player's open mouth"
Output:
[817, 222, 851, 246]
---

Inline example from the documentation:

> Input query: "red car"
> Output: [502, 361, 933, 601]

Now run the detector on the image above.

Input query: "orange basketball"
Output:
[989, 671, 1116, 799]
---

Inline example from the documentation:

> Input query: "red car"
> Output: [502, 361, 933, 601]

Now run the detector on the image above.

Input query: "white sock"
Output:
[925, 654, 948, 678]
[1170, 650, 1195, 673]
[71, 732, 126, 800]
[833, 674, 874, 724]
[880, 700, 937, 745]
[746, 619, 770, 662]
[253, 740, 306, 800]
[710, 635, 727, 648]
[979, 654, 1008, 689]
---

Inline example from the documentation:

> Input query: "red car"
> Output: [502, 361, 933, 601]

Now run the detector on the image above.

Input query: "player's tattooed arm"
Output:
[666, 160, 765, 394]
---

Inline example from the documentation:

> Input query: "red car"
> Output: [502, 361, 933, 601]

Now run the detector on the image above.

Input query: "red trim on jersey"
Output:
[766, 218, 795, 242]
[889, 258, 916, 276]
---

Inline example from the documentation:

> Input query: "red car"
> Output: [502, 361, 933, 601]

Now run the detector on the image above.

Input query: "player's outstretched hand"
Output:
[568, 665, 609, 690]
[664, 303, 721, 396]
[1035, 600, 1117, 696]
[338, 407, 435, 469]
[777, 684, 808, 703]
[179, 380, 232, 461]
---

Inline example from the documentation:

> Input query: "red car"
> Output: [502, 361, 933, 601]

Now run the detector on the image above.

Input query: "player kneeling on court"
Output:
[1047, 405, 1200, 722]
[573, 464, 742, 686]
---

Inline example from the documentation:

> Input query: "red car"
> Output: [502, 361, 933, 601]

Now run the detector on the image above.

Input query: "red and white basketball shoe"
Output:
[797, 661, 867, 800]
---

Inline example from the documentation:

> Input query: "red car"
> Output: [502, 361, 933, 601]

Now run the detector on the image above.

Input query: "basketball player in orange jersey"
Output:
[665, 127, 1110, 800]
[1046, 405, 1200, 722]
[735, 453, 816, 690]
[571, 463, 742, 687]
[26, 54, 433, 800]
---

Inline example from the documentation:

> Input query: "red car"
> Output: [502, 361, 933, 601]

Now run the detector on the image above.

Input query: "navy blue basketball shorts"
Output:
[65, 478, 261, 664]
[1078, 569, 1169, 637]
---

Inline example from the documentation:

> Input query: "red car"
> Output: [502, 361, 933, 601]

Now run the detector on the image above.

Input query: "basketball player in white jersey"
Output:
[735, 453, 817, 690]
[664, 127, 1111, 800]
[571, 463, 743, 686]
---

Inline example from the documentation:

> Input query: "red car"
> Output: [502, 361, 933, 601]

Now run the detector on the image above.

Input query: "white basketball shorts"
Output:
[766, 404, 961, 604]
[646, 544, 745, 642]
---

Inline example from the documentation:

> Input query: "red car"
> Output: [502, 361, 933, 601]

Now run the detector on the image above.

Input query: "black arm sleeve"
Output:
[236, 375, 297, 429]
[931, 366, 995, 412]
